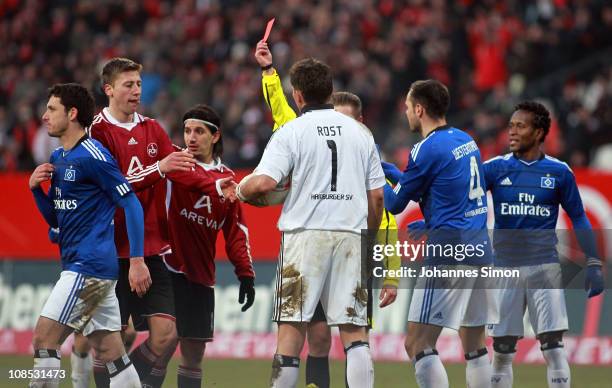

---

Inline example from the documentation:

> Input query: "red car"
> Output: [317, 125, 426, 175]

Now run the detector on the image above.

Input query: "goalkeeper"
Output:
[255, 40, 400, 388]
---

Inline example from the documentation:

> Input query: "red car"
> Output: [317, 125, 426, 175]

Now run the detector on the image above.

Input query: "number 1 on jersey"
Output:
[469, 156, 485, 206]
[326, 140, 338, 191]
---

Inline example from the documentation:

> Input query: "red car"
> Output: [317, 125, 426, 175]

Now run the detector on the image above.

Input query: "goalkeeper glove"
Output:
[239, 276, 256, 311]
[585, 259, 604, 298]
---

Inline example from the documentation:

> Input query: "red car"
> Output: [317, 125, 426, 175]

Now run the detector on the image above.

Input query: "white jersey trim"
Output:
[545, 155, 573, 173]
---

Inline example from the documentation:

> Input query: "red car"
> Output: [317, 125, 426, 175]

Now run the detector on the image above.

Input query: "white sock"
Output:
[414, 349, 449, 388]
[345, 342, 374, 388]
[491, 351, 515, 388]
[71, 350, 92, 388]
[270, 354, 300, 388]
[107, 354, 141, 388]
[465, 349, 492, 388]
[30, 349, 61, 388]
[542, 347, 570, 388]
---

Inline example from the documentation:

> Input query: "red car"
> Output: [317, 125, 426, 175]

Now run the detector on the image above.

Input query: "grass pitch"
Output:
[0, 355, 608, 387]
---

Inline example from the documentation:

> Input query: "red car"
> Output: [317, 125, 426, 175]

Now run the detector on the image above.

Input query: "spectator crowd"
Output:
[1, 0, 610, 171]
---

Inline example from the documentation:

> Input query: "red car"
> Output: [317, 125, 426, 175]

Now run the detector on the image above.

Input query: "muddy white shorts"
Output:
[272, 230, 368, 326]
[40, 271, 121, 336]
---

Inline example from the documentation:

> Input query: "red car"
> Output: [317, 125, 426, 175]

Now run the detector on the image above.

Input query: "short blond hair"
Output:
[101, 57, 142, 87]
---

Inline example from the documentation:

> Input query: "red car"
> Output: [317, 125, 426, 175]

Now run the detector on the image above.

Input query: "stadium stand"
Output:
[0, 0, 610, 170]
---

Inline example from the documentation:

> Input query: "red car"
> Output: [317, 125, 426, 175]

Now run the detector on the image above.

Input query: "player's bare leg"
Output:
[30, 316, 73, 388]
[71, 332, 92, 388]
[270, 322, 307, 388]
[88, 330, 140, 387]
[405, 322, 448, 388]
[459, 326, 492, 388]
[92, 317, 138, 388]
[339, 324, 374, 388]
[491, 336, 517, 388]
[129, 315, 177, 385]
[176, 338, 206, 388]
[122, 318, 137, 352]
[538, 331, 570, 388]
[306, 321, 331, 388]
[144, 336, 178, 388]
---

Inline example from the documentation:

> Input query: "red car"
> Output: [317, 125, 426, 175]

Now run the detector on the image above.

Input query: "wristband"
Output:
[261, 63, 273, 71]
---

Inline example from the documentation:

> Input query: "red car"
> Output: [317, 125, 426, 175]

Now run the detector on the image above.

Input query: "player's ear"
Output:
[103, 83, 113, 98]
[414, 103, 423, 118]
[68, 107, 78, 122]
[536, 127, 545, 143]
[212, 131, 221, 144]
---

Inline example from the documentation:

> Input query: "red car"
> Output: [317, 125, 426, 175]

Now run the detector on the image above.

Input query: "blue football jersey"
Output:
[483, 153, 585, 266]
[48, 136, 133, 279]
[385, 125, 491, 265]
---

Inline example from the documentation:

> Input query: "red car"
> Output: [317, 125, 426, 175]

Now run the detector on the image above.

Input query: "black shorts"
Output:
[170, 272, 214, 341]
[116, 255, 175, 331]
[311, 277, 373, 329]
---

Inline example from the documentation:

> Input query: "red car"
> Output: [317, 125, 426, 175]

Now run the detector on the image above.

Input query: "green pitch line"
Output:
[0, 355, 608, 387]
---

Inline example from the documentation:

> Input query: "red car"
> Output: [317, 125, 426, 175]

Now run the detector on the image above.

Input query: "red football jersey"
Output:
[89, 108, 219, 258]
[165, 160, 254, 287]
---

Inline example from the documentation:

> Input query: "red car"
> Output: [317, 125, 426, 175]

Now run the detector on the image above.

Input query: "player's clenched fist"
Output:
[29, 163, 54, 189]
[129, 257, 152, 297]
[159, 151, 196, 174]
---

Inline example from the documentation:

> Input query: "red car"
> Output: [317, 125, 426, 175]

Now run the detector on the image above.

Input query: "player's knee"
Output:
[179, 340, 205, 368]
[308, 328, 331, 356]
[149, 319, 177, 354]
[404, 335, 425, 359]
[31, 332, 47, 350]
[492, 336, 518, 354]
[538, 330, 563, 346]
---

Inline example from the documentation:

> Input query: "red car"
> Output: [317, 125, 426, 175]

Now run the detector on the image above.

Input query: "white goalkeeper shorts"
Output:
[272, 230, 368, 326]
[488, 263, 568, 337]
[408, 265, 500, 331]
[40, 270, 121, 336]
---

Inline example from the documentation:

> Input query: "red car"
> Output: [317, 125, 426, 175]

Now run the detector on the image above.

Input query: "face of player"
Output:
[508, 109, 542, 154]
[184, 121, 220, 163]
[405, 93, 421, 133]
[105, 71, 141, 115]
[42, 96, 73, 138]
[334, 104, 362, 122]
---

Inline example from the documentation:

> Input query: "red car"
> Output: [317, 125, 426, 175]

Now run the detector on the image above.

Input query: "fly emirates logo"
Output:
[53, 187, 78, 210]
[500, 193, 550, 217]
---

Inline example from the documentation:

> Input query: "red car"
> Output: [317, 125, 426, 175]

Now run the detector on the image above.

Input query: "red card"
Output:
[262, 18, 275, 42]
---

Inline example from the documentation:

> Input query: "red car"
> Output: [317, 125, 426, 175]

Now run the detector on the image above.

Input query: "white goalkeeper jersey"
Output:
[255, 104, 385, 233]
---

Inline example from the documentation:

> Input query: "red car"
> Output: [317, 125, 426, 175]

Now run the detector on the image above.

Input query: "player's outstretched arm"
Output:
[29, 163, 58, 227]
[255, 41, 297, 131]
[125, 150, 197, 192]
[236, 174, 277, 201]
[381, 161, 402, 185]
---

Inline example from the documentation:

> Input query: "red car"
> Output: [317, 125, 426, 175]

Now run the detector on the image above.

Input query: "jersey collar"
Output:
[300, 103, 334, 115]
[426, 124, 451, 138]
[513, 152, 545, 166]
[102, 107, 140, 130]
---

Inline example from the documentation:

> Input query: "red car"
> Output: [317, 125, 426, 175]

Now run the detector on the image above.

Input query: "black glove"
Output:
[239, 277, 255, 312]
